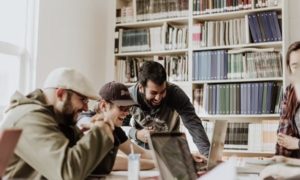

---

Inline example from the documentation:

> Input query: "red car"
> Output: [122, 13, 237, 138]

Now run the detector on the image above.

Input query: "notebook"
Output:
[148, 120, 228, 180]
[0, 129, 22, 176]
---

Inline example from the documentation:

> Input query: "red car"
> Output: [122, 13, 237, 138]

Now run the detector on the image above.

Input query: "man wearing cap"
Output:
[0, 67, 115, 180]
[77, 81, 154, 174]
[128, 61, 210, 157]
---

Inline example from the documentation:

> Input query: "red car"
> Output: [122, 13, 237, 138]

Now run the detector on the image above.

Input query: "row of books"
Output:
[115, 55, 188, 83]
[116, 6, 134, 24]
[192, 18, 246, 48]
[136, 0, 188, 22]
[193, 0, 253, 15]
[193, 0, 280, 15]
[116, 0, 189, 23]
[203, 120, 278, 151]
[202, 82, 282, 115]
[248, 11, 282, 43]
[192, 50, 282, 80]
[116, 24, 188, 53]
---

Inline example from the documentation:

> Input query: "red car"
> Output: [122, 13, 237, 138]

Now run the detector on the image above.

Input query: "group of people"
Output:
[0, 61, 209, 179]
[1, 41, 300, 179]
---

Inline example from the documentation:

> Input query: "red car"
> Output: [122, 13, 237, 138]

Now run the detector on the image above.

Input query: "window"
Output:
[0, 0, 39, 117]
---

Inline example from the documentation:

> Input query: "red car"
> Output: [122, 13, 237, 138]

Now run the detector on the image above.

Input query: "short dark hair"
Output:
[138, 61, 167, 87]
[286, 41, 300, 73]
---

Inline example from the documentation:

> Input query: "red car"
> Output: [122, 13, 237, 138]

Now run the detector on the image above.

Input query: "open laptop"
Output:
[0, 129, 22, 176]
[148, 120, 228, 180]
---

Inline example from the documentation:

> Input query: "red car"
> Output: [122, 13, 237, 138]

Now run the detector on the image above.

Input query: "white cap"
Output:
[43, 67, 99, 100]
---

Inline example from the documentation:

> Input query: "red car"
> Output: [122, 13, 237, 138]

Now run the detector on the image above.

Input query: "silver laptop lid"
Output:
[148, 132, 198, 180]
[207, 120, 228, 170]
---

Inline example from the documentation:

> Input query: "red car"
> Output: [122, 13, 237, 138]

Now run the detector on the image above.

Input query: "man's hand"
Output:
[136, 127, 154, 143]
[191, 152, 207, 163]
[277, 133, 299, 150]
[92, 113, 116, 143]
[191, 152, 208, 177]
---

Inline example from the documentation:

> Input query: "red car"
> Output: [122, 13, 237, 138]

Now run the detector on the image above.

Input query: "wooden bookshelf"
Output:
[113, 0, 288, 157]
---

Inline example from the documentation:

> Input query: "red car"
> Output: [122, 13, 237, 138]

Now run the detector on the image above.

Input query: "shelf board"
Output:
[115, 49, 188, 57]
[193, 77, 283, 84]
[116, 17, 188, 28]
[170, 81, 190, 86]
[193, 6, 282, 21]
[223, 150, 274, 157]
[199, 114, 280, 121]
[123, 81, 189, 86]
[193, 41, 282, 51]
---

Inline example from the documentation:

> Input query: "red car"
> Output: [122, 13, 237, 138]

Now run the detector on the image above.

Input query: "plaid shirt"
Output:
[275, 84, 300, 158]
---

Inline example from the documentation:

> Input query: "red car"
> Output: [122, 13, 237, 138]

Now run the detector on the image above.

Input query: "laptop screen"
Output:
[149, 132, 198, 180]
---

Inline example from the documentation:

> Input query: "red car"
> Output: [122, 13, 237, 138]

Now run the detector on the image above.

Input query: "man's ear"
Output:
[56, 88, 66, 101]
[99, 100, 106, 111]
[138, 83, 144, 93]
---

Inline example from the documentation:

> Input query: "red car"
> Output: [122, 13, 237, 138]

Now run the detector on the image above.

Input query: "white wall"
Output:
[288, 0, 300, 43]
[35, 0, 109, 91]
[104, 1, 116, 82]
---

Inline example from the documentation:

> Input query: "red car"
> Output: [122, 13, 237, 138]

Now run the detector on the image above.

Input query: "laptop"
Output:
[0, 129, 22, 176]
[148, 120, 228, 180]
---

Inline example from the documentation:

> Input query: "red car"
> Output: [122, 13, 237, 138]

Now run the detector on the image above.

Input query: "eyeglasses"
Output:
[68, 90, 89, 104]
[106, 100, 131, 112]
[117, 105, 131, 112]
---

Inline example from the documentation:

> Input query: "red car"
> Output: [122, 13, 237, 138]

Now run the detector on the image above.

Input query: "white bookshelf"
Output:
[192, 41, 282, 51]
[200, 114, 280, 121]
[113, 0, 288, 157]
[193, 6, 282, 21]
[193, 77, 283, 84]
[116, 17, 188, 28]
[115, 49, 188, 57]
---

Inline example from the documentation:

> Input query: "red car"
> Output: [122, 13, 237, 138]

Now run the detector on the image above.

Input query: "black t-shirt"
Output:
[113, 126, 128, 145]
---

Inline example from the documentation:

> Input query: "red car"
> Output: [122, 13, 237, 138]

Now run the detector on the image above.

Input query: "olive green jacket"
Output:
[0, 89, 113, 180]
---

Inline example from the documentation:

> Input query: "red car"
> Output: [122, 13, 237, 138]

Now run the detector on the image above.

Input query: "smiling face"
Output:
[289, 49, 300, 74]
[100, 100, 131, 127]
[56, 89, 89, 126]
[139, 80, 167, 107]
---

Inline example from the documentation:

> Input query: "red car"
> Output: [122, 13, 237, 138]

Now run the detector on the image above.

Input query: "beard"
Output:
[61, 93, 79, 126]
[141, 89, 163, 109]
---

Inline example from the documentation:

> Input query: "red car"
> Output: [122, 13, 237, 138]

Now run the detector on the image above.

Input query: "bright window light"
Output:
[0, 53, 21, 106]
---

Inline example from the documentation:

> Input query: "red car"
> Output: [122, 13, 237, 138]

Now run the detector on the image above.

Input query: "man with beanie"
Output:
[0, 67, 115, 180]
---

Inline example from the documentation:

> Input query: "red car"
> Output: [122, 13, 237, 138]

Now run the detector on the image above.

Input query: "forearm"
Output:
[112, 155, 128, 171]
[140, 149, 153, 160]
[140, 159, 155, 170]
